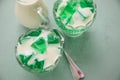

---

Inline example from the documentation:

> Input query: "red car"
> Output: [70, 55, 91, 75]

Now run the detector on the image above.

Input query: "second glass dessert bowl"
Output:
[53, 0, 97, 37]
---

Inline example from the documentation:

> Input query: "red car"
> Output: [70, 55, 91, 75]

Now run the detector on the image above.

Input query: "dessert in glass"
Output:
[53, 0, 97, 37]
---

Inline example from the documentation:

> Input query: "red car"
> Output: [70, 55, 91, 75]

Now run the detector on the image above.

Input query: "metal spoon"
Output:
[56, 30, 85, 80]
[63, 50, 85, 80]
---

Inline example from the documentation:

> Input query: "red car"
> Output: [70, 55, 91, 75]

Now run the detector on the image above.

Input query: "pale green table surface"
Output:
[0, 0, 120, 80]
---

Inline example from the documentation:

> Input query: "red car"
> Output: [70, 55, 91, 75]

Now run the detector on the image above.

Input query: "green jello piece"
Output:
[47, 32, 60, 44]
[28, 64, 34, 69]
[34, 59, 44, 69]
[31, 38, 47, 54]
[25, 59, 44, 70]
[80, 0, 95, 13]
[19, 55, 25, 64]
[80, 0, 87, 7]
[19, 28, 41, 44]
[24, 28, 41, 37]
[59, 2, 76, 24]
[53, 29, 61, 39]
[19, 54, 33, 65]
[80, 0, 92, 7]
[18, 36, 30, 44]
[68, 0, 78, 6]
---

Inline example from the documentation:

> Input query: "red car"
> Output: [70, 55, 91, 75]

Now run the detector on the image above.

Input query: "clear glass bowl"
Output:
[15, 28, 64, 73]
[53, 0, 97, 37]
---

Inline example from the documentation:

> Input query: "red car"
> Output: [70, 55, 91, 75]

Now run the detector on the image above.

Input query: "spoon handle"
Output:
[63, 50, 85, 80]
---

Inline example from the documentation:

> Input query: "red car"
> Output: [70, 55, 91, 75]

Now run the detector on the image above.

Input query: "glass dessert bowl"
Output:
[53, 0, 97, 37]
[15, 28, 64, 73]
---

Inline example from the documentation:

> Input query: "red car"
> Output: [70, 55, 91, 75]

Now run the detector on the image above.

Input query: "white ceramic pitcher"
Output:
[15, 0, 49, 29]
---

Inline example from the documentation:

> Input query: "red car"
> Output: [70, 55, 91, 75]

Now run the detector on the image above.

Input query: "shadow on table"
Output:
[79, 78, 85, 80]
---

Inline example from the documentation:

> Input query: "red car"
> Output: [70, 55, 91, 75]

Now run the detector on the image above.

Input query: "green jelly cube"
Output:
[47, 33, 60, 44]
[24, 28, 41, 37]
[80, 0, 88, 8]
[19, 36, 30, 44]
[28, 64, 34, 69]
[60, 2, 76, 24]
[31, 38, 47, 54]
[34, 59, 44, 70]
[53, 29, 62, 39]
[19, 54, 33, 65]
[19, 28, 41, 44]
[80, 0, 93, 7]
[80, 0, 94, 13]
